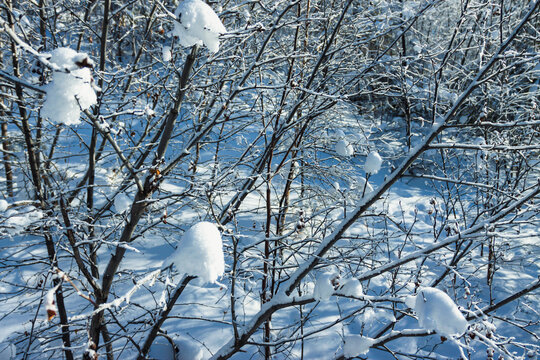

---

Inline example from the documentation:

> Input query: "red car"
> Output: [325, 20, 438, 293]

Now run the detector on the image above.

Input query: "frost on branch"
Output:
[172, 0, 227, 53]
[406, 287, 468, 337]
[166, 222, 225, 284]
[41, 47, 97, 126]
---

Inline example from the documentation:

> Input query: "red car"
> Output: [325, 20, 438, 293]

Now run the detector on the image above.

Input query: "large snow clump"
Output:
[364, 151, 382, 175]
[406, 287, 468, 337]
[173, 0, 227, 53]
[166, 221, 225, 284]
[41, 47, 97, 126]
[313, 272, 339, 301]
[343, 335, 374, 357]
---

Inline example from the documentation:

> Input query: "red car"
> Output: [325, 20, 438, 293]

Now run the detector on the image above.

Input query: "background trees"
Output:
[0, 0, 539, 359]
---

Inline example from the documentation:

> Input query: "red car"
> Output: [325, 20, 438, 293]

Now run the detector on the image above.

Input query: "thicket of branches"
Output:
[1, 0, 539, 359]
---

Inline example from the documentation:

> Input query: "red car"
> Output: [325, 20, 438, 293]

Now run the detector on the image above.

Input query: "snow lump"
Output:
[166, 221, 225, 284]
[41, 47, 97, 126]
[335, 139, 354, 157]
[173, 0, 227, 53]
[364, 151, 382, 175]
[313, 272, 339, 301]
[406, 287, 468, 337]
[343, 335, 374, 357]
[337, 278, 363, 297]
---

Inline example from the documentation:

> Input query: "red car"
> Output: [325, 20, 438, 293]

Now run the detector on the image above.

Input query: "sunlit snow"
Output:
[364, 151, 382, 175]
[41, 47, 97, 125]
[173, 0, 227, 53]
[406, 287, 468, 337]
[166, 221, 225, 284]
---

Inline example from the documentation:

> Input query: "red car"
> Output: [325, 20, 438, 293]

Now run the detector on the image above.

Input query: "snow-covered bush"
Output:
[0, 1, 538, 360]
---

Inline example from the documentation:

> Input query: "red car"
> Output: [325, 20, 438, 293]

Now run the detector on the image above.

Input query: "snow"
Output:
[335, 139, 354, 157]
[41, 48, 97, 126]
[148, 336, 175, 360]
[0, 342, 16, 360]
[0, 200, 8, 212]
[407, 287, 468, 337]
[364, 151, 382, 175]
[114, 193, 132, 214]
[337, 278, 363, 297]
[166, 222, 225, 284]
[45, 285, 58, 321]
[162, 46, 172, 62]
[313, 273, 339, 301]
[343, 335, 374, 357]
[172, 0, 227, 53]
[176, 336, 204, 360]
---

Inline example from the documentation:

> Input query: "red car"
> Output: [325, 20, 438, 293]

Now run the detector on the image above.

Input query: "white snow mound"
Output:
[41, 47, 97, 125]
[338, 278, 363, 297]
[344, 335, 374, 357]
[173, 0, 227, 53]
[364, 151, 382, 174]
[409, 287, 468, 337]
[335, 139, 354, 157]
[167, 222, 225, 284]
[313, 272, 338, 301]
[0, 199, 9, 212]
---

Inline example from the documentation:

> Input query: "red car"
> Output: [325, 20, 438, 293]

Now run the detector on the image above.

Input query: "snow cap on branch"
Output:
[337, 278, 363, 297]
[364, 151, 382, 175]
[41, 47, 97, 126]
[166, 221, 225, 284]
[343, 335, 374, 357]
[335, 139, 354, 157]
[406, 287, 468, 337]
[173, 0, 227, 53]
[313, 272, 340, 301]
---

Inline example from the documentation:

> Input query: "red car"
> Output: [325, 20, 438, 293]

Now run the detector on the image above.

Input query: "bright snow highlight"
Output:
[364, 151, 382, 175]
[166, 222, 225, 284]
[41, 48, 97, 126]
[406, 287, 468, 337]
[338, 278, 363, 297]
[0, 200, 8, 212]
[173, 0, 227, 53]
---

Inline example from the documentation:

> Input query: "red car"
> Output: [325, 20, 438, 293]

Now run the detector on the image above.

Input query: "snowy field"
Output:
[1, 0, 539, 359]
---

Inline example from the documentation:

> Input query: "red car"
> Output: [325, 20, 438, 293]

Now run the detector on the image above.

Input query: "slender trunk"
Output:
[137, 276, 194, 359]
[86, 45, 199, 353]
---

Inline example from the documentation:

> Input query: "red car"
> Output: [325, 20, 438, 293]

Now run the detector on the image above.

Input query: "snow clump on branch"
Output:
[173, 0, 227, 53]
[335, 139, 354, 157]
[41, 48, 97, 126]
[405, 287, 468, 337]
[166, 222, 225, 284]
[364, 151, 382, 175]
[313, 272, 340, 301]
[343, 335, 374, 357]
